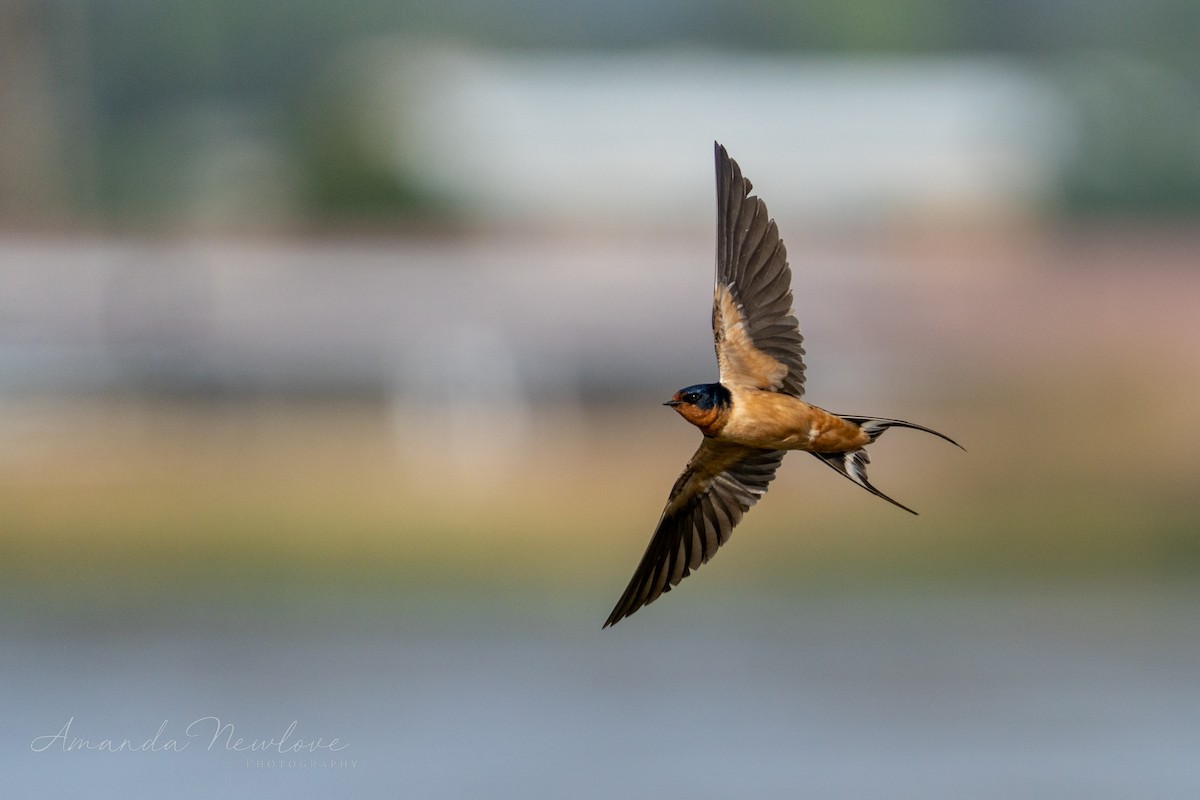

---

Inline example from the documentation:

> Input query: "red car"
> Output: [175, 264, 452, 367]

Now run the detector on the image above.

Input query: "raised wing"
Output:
[713, 142, 806, 396]
[604, 440, 785, 627]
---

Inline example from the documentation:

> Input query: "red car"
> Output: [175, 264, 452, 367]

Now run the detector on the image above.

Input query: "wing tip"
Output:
[714, 141, 746, 193]
[601, 594, 644, 629]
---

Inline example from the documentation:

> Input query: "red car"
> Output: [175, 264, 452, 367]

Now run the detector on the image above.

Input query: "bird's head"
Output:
[665, 383, 732, 435]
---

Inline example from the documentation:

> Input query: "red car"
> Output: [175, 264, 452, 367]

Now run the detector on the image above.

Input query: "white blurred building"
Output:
[356, 45, 1069, 227]
[0, 50, 1075, 417]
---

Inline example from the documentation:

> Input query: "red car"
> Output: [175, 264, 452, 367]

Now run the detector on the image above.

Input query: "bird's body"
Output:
[680, 388, 868, 453]
[603, 143, 962, 628]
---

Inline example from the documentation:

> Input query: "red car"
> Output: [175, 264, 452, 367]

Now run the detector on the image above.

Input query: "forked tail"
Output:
[809, 416, 963, 515]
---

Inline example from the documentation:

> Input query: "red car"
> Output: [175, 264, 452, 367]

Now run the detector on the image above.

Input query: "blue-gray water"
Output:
[7, 585, 1200, 798]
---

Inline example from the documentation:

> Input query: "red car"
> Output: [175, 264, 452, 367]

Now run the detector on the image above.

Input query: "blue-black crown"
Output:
[677, 382, 732, 410]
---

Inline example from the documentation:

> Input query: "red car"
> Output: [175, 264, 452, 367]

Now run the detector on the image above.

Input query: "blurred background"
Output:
[3, 1, 1199, 797]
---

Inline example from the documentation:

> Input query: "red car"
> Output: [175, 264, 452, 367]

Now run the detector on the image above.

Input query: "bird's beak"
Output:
[664, 399, 683, 407]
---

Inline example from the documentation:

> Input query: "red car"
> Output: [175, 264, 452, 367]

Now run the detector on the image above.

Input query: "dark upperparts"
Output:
[670, 382, 732, 410]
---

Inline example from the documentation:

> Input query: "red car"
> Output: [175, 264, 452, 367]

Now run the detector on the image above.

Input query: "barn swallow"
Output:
[604, 142, 963, 628]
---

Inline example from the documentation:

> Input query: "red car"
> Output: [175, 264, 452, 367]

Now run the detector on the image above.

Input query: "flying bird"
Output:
[604, 142, 963, 628]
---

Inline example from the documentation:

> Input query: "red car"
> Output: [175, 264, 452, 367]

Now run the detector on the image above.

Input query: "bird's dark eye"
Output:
[685, 393, 698, 403]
